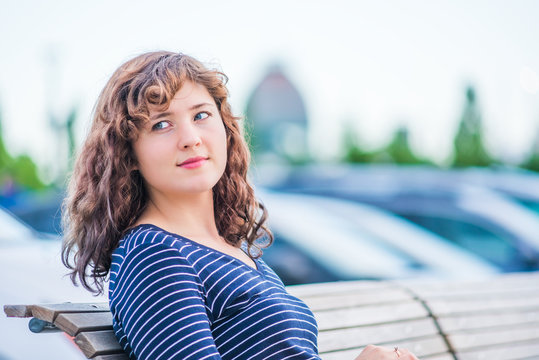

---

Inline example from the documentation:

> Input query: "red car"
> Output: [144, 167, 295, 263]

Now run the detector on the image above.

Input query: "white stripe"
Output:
[217, 276, 260, 317]
[211, 269, 251, 315]
[239, 333, 316, 359]
[116, 250, 194, 317]
[123, 275, 200, 329]
[191, 251, 213, 267]
[131, 295, 204, 346]
[149, 329, 214, 360]
[261, 345, 306, 360]
[218, 310, 317, 350]
[168, 343, 220, 360]
[138, 316, 209, 356]
[113, 242, 168, 299]
[202, 258, 234, 287]
[212, 293, 303, 335]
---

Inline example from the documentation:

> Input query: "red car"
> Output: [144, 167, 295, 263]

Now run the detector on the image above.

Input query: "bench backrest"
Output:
[5, 272, 539, 359]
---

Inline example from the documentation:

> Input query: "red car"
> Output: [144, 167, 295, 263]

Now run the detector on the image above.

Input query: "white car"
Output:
[1, 207, 106, 360]
[258, 190, 499, 284]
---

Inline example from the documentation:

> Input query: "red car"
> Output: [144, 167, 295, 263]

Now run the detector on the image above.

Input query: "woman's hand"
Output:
[354, 344, 419, 360]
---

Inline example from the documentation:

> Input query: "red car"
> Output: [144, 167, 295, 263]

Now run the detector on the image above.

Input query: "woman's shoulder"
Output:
[108, 224, 207, 304]
[109, 224, 201, 291]
[115, 224, 194, 258]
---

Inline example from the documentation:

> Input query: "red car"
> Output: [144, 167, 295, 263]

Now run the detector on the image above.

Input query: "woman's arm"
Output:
[355, 345, 419, 360]
[111, 243, 222, 360]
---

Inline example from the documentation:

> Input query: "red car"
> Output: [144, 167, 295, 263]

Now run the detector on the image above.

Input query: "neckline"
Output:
[132, 223, 262, 273]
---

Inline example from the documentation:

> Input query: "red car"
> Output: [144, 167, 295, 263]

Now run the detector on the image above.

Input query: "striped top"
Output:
[108, 224, 320, 360]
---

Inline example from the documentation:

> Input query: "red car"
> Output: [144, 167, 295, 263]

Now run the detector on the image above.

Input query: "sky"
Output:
[1, 0, 538, 181]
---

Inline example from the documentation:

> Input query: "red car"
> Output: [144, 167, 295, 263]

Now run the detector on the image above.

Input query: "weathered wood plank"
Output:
[301, 287, 414, 311]
[438, 310, 539, 332]
[319, 318, 440, 353]
[421, 354, 455, 360]
[404, 273, 539, 299]
[74, 330, 124, 358]
[287, 280, 392, 298]
[455, 340, 539, 360]
[55, 311, 114, 336]
[31, 303, 110, 323]
[416, 288, 539, 302]
[3, 304, 33, 317]
[425, 295, 539, 316]
[448, 323, 539, 351]
[93, 354, 129, 360]
[315, 301, 429, 331]
[319, 335, 449, 359]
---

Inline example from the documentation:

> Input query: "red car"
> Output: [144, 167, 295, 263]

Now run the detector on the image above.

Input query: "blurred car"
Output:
[3, 189, 64, 235]
[0, 207, 105, 360]
[0, 207, 57, 246]
[448, 167, 539, 215]
[258, 190, 498, 285]
[257, 164, 539, 272]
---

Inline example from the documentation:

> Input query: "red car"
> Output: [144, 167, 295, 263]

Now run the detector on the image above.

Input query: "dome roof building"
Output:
[245, 64, 309, 163]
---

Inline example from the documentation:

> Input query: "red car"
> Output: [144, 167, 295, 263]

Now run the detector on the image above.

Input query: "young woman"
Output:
[62, 51, 418, 360]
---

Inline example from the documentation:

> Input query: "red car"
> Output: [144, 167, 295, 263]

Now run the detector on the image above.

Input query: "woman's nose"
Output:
[177, 123, 201, 149]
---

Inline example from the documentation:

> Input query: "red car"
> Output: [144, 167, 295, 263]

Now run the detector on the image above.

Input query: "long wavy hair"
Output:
[62, 51, 272, 295]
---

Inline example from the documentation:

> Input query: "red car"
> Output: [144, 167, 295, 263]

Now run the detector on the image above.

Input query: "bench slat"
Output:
[425, 295, 539, 316]
[93, 354, 129, 360]
[31, 303, 110, 323]
[3, 304, 33, 317]
[319, 335, 450, 359]
[438, 309, 539, 332]
[301, 288, 414, 311]
[420, 354, 456, 360]
[55, 312, 114, 336]
[319, 318, 441, 353]
[448, 322, 539, 351]
[287, 281, 391, 298]
[417, 287, 539, 301]
[316, 301, 428, 331]
[456, 340, 539, 360]
[75, 330, 124, 358]
[406, 273, 539, 298]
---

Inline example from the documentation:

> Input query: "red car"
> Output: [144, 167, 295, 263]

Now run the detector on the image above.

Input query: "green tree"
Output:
[342, 124, 432, 165]
[10, 155, 45, 189]
[452, 86, 494, 167]
[0, 122, 10, 172]
[65, 106, 77, 171]
[341, 123, 377, 163]
[521, 129, 539, 172]
[0, 106, 45, 190]
[383, 126, 430, 165]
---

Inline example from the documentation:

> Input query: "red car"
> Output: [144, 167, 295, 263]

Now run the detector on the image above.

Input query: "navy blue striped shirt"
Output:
[108, 224, 320, 359]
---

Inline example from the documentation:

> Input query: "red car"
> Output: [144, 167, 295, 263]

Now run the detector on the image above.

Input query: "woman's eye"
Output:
[194, 112, 210, 121]
[151, 121, 171, 131]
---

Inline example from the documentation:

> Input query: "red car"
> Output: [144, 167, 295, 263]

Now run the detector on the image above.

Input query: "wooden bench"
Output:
[5, 272, 539, 359]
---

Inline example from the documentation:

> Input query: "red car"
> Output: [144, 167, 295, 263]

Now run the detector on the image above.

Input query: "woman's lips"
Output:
[178, 156, 207, 169]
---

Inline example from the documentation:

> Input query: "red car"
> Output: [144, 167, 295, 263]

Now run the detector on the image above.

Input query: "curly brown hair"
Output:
[62, 51, 272, 295]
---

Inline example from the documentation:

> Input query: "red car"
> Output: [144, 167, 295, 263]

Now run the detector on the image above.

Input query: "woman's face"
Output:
[132, 80, 227, 200]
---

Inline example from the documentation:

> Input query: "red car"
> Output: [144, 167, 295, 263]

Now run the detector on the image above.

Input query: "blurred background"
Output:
[1, 0, 538, 358]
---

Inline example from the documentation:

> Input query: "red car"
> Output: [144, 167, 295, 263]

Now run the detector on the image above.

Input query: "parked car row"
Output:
[255, 164, 539, 274]
[258, 190, 498, 284]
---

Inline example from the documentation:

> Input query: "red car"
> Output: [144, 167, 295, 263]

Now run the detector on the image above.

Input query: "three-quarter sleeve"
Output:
[110, 243, 222, 360]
